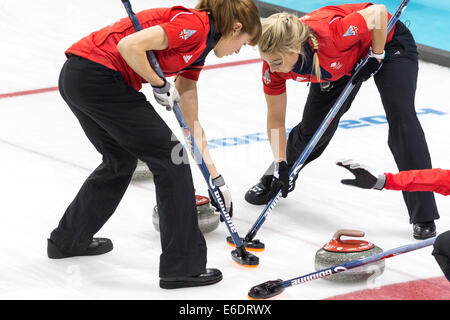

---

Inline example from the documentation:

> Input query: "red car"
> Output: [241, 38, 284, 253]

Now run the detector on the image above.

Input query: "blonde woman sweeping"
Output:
[245, 3, 439, 240]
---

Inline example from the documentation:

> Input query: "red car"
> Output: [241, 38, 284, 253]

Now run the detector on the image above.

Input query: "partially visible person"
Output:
[48, 0, 262, 290]
[433, 231, 450, 282]
[336, 159, 450, 195]
[244, 3, 439, 241]
[336, 159, 450, 281]
[336, 159, 450, 239]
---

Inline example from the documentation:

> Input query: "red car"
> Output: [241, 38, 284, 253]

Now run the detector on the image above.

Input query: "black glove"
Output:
[208, 175, 233, 222]
[336, 159, 386, 190]
[269, 161, 291, 198]
[351, 50, 384, 85]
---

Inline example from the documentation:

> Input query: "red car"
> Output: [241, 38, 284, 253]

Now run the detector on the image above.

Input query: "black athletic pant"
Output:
[285, 21, 439, 224]
[50, 55, 207, 278]
[432, 230, 450, 281]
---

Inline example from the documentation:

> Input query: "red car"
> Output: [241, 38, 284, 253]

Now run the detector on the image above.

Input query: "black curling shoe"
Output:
[47, 238, 113, 259]
[160, 268, 223, 289]
[244, 176, 273, 205]
[245, 174, 297, 205]
[413, 221, 436, 240]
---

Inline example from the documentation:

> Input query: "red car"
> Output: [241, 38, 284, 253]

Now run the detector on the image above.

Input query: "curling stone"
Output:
[132, 160, 153, 180]
[314, 229, 385, 282]
[152, 195, 219, 233]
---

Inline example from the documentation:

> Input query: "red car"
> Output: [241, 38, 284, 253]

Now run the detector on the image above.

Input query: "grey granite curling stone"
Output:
[132, 160, 153, 180]
[315, 229, 385, 282]
[153, 195, 219, 234]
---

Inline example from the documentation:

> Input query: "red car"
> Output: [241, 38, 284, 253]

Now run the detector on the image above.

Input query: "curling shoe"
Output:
[245, 174, 297, 205]
[160, 268, 223, 289]
[47, 238, 113, 259]
[244, 175, 274, 205]
[413, 221, 436, 240]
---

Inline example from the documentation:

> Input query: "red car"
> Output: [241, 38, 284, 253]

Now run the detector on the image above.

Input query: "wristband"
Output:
[273, 160, 287, 179]
[213, 175, 225, 187]
[369, 49, 385, 60]
[152, 79, 168, 91]
[373, 174, 386, 190]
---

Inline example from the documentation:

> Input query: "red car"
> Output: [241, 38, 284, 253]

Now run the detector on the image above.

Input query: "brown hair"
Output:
[259, 12, 321, 80]
[195, 0, 262, 45]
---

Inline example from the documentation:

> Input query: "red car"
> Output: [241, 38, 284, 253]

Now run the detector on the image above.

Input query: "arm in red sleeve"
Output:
[262, 61, 287, 95]
[384, 169, 450, 196]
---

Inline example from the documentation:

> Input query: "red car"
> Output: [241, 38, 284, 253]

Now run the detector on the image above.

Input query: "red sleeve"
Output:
[328, 11, 371, 52]
[385, 169, 450, 196]
[159, 11, 204, 51]
[262, 61, 287, 95]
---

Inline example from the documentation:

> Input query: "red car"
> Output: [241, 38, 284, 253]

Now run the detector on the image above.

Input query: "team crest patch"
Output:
[263, 68, 271, 85]
[179, 29, 197, 40]
[343, 25, 358, 37]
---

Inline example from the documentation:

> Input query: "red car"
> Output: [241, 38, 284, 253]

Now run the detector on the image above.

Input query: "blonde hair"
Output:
[259, 12, 321, 80]
[195, 0, 262, 46]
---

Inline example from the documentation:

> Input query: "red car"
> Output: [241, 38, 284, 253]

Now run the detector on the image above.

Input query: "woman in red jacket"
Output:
[47, 0, 261, 289]
[336, 159, 450, 196]
[244, 3, 439, 240]
[336, 159, 450, 281]
[336, 159, 448, 239]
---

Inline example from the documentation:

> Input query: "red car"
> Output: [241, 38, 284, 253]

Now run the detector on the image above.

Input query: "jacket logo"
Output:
[183, 55, 193, 63]
[263, 68, 271, 85]
[330, 62, 343, 70]
[179, 29, 197, 40]
[343, 25, 358, 37]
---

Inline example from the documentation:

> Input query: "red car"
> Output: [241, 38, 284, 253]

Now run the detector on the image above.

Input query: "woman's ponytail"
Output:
[309, 34, 321, 81]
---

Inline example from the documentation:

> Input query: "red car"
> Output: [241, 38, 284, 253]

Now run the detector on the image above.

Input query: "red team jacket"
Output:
[385, 169, 450, 196]
[263, 3, 395, 95]
[66, 6, 216, 92]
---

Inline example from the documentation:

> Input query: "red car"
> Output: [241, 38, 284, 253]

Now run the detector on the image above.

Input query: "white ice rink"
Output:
[1, 0, 449, 300]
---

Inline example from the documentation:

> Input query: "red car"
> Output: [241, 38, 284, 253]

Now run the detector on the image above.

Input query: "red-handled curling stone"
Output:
[314, 229, 385, 282]
[153, 195, 219, 234]
[132, 160, 153, 179]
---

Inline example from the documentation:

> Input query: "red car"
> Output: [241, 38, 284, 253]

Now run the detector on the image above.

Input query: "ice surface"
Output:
[0, 0, 449, 300]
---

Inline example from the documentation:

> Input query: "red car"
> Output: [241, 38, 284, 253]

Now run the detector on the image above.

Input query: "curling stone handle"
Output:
[332, 229, 365, 241]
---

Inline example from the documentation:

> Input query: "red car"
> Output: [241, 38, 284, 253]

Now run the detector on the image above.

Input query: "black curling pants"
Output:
[50, 55, 207, 278]
[432, 230, 450, 281]
[285, 21, 439, 224]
